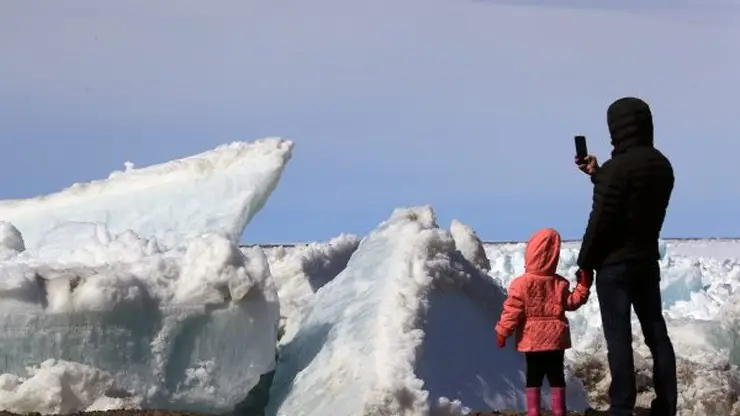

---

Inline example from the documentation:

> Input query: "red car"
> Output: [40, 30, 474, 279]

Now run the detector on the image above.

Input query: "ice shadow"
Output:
[304, 242, 359, 292]
[230, 368, 276, 416]
[265, 323, 333, 413]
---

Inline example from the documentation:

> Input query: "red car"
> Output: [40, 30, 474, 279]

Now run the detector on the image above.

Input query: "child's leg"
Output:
[525, 352, 546, 387]
[544, 350, 566, 387]
[544, 350, 567, 416]
[525, 353, 544, 416]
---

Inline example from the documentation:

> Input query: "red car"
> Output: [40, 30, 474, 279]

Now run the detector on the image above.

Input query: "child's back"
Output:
[494, 227, 592, 416]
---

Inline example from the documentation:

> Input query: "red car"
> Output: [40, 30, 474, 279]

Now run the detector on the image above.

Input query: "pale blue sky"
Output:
[1, 0, 738, 243]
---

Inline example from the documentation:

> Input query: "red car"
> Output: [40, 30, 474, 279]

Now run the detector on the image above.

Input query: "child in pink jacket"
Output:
[495, 227, 593, 416]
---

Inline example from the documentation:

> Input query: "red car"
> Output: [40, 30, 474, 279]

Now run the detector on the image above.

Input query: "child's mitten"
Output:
[496, 332, 507, 348]
[576, 269, 594, 288]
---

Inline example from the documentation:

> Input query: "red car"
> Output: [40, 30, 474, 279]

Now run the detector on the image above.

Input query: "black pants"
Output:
[596, 260, 677, 416]
[525, 350, 566, 388]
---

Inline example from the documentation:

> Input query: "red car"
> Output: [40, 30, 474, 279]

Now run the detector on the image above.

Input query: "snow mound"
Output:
[0, 222, 25, 261]
[0, 359, 142, 414]
[0, 139, 293, 415]
[0, 229, 279, 413]
[450, 219, 490, 272]
[258, 234, 361, 345]
[0, 138, 293, 251]
[267, 207, 589, 416]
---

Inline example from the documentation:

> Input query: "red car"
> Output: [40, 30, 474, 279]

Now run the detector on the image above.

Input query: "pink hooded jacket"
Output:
[495, 228, 590, 352]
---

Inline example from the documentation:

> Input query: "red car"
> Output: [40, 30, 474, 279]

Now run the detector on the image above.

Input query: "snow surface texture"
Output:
[0, 138, 292, 252]
[0, 140, 289, 414]
[0, 359, 142, 414]
[266, 207, 590, 416]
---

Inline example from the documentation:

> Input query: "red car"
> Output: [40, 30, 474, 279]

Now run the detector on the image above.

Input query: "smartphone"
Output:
[574, 135, 588, 161]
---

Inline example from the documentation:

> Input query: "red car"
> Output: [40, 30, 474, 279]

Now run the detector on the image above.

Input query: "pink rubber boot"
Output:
[526, 387, 541, 416]
[551, 386, 566, 416]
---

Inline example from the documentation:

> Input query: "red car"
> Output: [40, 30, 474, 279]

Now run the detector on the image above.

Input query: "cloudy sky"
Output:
[2, 0, 738, 242]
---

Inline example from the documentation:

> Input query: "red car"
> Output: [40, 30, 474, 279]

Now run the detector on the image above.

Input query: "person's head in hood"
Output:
[607, 96, 654, 156]
[524, 227, 562, 276]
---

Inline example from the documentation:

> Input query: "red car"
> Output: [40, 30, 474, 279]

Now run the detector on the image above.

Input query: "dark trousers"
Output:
[525, 350, 566, 388]
[596, 260, 678, 416]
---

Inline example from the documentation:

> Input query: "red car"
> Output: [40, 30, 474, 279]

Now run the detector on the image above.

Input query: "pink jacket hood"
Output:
[524, 227, 561, 276]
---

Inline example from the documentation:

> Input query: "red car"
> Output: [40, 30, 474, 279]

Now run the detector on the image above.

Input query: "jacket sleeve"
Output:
[577, 159, 627, 270]
[590, 166, 601, 184]
[495, 278, 526, 338]
[563, 278, 590, 311]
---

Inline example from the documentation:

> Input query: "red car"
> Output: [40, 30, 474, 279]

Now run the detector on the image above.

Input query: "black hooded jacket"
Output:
[577, 97, 674, 271]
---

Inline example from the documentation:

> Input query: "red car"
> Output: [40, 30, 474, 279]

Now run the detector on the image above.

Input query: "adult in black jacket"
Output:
[576, 97, 677, 416]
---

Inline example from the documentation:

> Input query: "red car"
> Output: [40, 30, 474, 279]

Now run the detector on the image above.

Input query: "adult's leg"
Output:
[630, 260, 677, 416]
[596, 262, 636, 416]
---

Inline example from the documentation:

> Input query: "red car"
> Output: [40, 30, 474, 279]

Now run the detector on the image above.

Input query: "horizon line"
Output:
[240, 236, 740, 248]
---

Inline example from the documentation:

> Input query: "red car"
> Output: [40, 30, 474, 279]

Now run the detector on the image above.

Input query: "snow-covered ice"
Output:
[0, 222, 25, 261]
[450, 219, 490, 272]
[0, 138, 292, 251]
[0, 359, 143, 414]
[0, 140, 290, 414]
[0, 224, 280, 415]
[666, 239, 740, 259]
[262, 237, 740, 415]
[266, 207, 590, 416]
[0, 233, 279, 411]
[256, 234, 361, 346]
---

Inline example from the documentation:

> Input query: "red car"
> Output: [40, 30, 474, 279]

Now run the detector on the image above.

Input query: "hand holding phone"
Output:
[574, 135, 598, 175]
